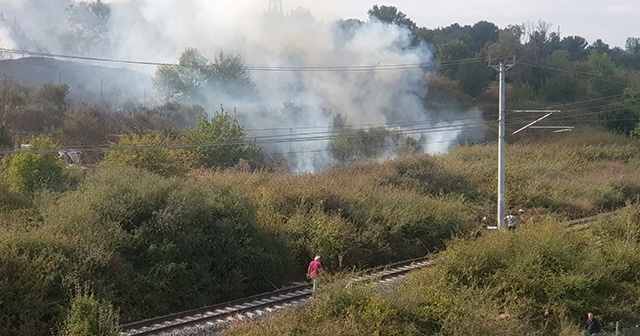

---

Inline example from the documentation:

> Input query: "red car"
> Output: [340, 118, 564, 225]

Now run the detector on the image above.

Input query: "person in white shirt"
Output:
[505, 211, 517, 231]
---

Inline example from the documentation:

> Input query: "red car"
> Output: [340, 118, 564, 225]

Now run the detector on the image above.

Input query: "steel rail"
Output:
[119, 284, 310, 335]
[120, 257, 431, 335]
[120, 209, 626, 335]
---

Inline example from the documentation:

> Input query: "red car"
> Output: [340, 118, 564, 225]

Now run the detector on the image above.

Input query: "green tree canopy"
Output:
[625, 37, 640, 54]
[602, 92, 640, 135]
[468, 21, 500, 52]
[6, 137, 68, 193]
[436, 39, 473, 78]
[185, 107, 262, 169]
[457, 61, 493, 97]
[367, 5, 415, 29]
[588, 51, 625, 97]
[101, 132, 186, 176]
[486, 26, 524, 58]
[589, 39, 610, 54]
[153, 48, 254, 103]
[62, 0, 114, 56]
[559, 35, 589, 61]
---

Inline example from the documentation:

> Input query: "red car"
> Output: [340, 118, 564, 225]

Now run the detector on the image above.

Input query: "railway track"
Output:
[119, 210, 626, 335]
[119, 257, 432, 336]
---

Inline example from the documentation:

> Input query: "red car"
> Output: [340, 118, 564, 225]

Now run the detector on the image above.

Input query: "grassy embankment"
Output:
[220, 129, 640, 336]
[1, 129, 639, 335]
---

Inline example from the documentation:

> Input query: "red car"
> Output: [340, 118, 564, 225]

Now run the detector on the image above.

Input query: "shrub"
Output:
[101, 132, 188, 176]
[382, 155, 480, 199]
[6, 137, 71, 193]
[185, 107, 263, 169]
[58, 290, 119, 336]
[0, 238, 70, 336]
[593, 180, 640, 210]
[40, 167, 293, 321]
[0, 123, 13, 148]
[225, 210, 640, 336]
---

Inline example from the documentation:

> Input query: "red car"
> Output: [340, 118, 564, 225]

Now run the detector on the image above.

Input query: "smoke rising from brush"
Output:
[0, 0, 484, 172]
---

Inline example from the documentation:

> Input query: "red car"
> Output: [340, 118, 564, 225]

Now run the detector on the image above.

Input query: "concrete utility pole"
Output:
[490, 58, 514, 230]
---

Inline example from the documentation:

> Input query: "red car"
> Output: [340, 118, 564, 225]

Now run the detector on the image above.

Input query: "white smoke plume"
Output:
[0, 0, 484, 172]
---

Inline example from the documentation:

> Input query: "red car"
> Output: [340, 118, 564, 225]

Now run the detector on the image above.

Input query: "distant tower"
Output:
[268, 0, 283, 13]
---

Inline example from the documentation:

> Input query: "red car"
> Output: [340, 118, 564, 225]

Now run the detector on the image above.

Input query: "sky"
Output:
[1, 0, 636, 48]
[283, 0, 638, 48]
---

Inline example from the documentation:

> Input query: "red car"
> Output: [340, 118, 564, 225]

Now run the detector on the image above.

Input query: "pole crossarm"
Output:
[510, 110, 563, 135]
[489, 56, 516, 71]
[528, 126, 575, 129]
[512, 110, 561, 113]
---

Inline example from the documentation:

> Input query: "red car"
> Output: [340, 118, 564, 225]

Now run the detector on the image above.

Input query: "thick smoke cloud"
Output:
[0, 0, 483, 172]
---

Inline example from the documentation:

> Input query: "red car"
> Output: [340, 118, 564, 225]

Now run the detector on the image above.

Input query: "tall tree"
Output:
[587, 51, 625, 97]
[153, 48, 212, 102]
[560, 36, 589, 61]
[153, 48, 254, 103]
[457, 62, 493, 98]
[62, 0, 114, 56]
[486, 26, 524, 58]
[436, 39, 473, 78]
[625, 37, 640, 54]
[469, 21, 500, 53]
[541, 50, 578, 102]
[367, 5, 416, 29]
[589, 39, 610, 55]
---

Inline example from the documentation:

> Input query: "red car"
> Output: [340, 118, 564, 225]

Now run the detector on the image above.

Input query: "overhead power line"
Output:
[2, 97, 637, 156]
[0, 48, 173, 66]
[0, 119, 493, 155]
[0, 47, 491, 72]
[1, 102, 638, 156]
[519, 61, 640, 87]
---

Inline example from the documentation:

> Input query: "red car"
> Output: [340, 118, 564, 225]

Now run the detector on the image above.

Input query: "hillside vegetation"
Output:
[1, 2, 640, 335]
[224, 208, 640, 336]
[1, 129, 640, 335]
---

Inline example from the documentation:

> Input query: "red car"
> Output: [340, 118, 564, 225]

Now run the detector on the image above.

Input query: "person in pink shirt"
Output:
[307, 255, 323, 292]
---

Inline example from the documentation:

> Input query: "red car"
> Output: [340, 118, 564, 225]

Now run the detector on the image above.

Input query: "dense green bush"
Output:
[0, 234, 70, 336]
[0, 181, 30, 211]
[0, 167, 295, 335]
[204, 167, 474, 273]
[2, 129, 640, 335]
[5, 137, 76, 194]
[382, 156, 481, 199]
[226, 208, 640, 336]
[58, 291, 119, 336]
[38, 167, 293, 321]
[592, 180, 640, 210]
[185, 109, 263, 169]
[101, 132, 188, 176]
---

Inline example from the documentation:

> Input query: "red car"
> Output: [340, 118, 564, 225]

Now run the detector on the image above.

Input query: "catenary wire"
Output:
[0, 47, 492, 72]
[519, 61, 640, 87]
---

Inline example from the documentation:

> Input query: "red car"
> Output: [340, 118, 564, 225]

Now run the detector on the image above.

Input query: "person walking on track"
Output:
[307, 255, 323, 293]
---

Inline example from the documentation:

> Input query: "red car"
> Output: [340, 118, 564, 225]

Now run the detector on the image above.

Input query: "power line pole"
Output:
[490, 58, 514, 230]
